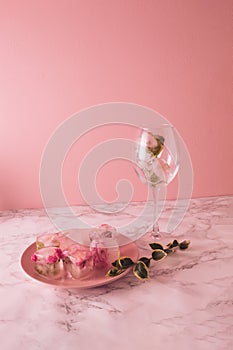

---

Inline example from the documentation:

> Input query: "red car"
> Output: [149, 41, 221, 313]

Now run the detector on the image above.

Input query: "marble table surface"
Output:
[0, 196, 233, 350]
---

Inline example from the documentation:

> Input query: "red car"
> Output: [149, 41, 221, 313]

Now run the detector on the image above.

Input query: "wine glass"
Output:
[134, 123, 179, 245]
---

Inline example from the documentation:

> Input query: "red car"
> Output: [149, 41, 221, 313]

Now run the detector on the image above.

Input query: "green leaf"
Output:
[172, 239, 179, 247]
[112, 260, 118, 267]
[107, 267, 124, 277]
[149, 243, 164, 250]
[166, 239, 179, 249]
[152, 249, 167, 261]
[112, 257, 134, 269]
[133, 261, 149, 280]
[118, 257, 135, 269]
[179, 240, 190, 250]
[138, 257, 151, 268]
[164, 248, 174, 255]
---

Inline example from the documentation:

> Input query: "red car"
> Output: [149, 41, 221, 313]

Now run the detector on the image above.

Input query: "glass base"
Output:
[136, 228, 173, 254]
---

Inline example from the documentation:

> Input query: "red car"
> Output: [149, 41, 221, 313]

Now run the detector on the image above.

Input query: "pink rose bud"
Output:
[31, 254, 37, 262]
[146, 133, 158, 148]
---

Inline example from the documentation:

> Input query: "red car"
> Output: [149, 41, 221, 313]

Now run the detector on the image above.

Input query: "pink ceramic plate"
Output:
[20, 239, 139, 289]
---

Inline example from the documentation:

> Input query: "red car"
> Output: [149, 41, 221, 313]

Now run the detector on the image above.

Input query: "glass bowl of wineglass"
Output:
[134, 123, 179, 246]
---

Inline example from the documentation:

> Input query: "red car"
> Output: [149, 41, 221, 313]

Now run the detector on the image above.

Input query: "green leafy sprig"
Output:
[107, 239, 190, 280]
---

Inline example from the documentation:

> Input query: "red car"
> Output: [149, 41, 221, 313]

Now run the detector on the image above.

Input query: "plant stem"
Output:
[151, 186, 160, 238]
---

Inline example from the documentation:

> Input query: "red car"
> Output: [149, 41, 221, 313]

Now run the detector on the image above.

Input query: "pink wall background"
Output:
[0, 0, 232, 210]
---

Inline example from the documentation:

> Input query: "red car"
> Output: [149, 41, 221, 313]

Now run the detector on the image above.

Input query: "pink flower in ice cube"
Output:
[31, 253, 37, 262]
[46, 255, 58, 264]
[55, 248, 66, 260]
[90, 240, 108, 267]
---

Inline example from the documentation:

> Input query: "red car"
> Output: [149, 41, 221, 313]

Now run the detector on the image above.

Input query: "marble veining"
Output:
[0, 196, 233, 350]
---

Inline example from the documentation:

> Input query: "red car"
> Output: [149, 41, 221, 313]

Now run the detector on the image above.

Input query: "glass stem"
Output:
[152, 186, 160, 238]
